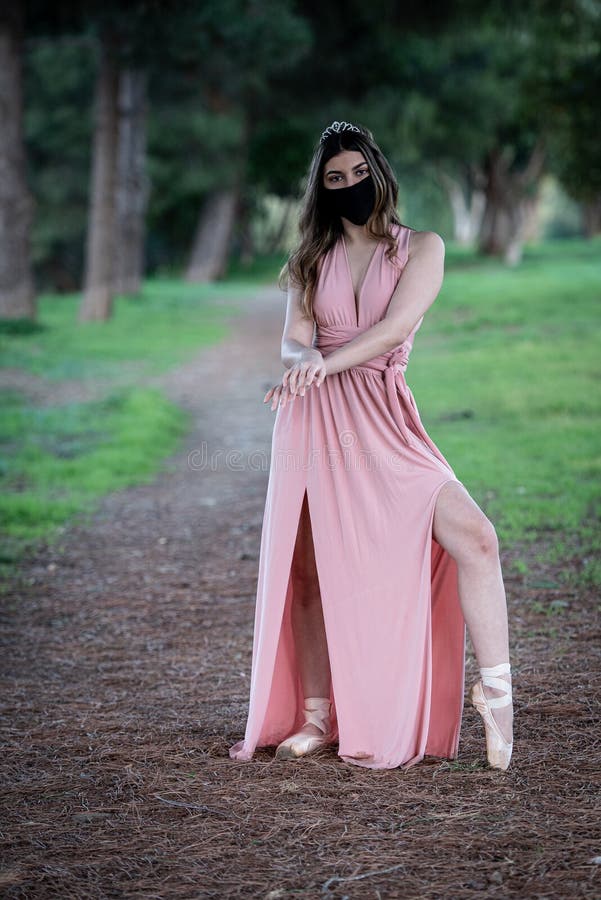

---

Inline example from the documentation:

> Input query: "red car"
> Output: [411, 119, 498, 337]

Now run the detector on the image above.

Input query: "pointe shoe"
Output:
[470, 662, 513, 771]
[275, 697, 332, 760]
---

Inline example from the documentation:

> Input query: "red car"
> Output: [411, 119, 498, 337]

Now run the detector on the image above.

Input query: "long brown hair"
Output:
[278, 123, 407, 319]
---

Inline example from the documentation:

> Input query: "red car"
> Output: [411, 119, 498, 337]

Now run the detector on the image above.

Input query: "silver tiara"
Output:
[320, 120, 361, 143]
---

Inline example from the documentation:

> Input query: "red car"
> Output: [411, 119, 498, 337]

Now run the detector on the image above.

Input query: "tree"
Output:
[155, 0, 312, 282]
[77, 2, 168, 318]
[529, 0, 601, 235]
[114, 67, 149, 294]
[0, 5, 35, 320]
[79, 27, 119, 321]
[360, 20, 550, 263]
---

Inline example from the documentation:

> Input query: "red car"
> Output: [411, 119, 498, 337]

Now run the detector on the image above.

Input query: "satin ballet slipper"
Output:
[275, 697, 332, 760]
[470, 662, 513, 771]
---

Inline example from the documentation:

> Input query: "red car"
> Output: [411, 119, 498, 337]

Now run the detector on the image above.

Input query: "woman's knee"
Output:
[433, 482, 498, 561]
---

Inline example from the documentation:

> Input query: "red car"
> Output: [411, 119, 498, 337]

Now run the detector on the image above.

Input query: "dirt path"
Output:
[1, 285, 599, 899]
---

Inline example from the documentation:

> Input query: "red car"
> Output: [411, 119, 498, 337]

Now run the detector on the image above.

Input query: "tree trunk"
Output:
[478, 139, 546, 266]
[114, 68, 149, 296]
[186, 105, 251, 283]
[266, 198, 295, 254]
[582, 194, 601, 237]
[237, 191, 255, 266]
[79, 33, 119, 321]
[185, 186, 241, 282]
[0, 9, 35, 320]
[437, 169, 486, 245]
[521, 190, 543, 243]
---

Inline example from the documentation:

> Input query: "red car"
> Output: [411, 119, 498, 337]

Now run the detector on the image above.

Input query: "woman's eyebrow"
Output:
[325, 162, 368, 175]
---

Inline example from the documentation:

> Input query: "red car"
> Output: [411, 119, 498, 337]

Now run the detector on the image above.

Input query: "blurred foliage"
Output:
[18, 0, 601, 290]
[24, 38, 95, 290]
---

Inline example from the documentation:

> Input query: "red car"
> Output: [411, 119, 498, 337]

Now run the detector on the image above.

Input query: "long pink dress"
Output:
[229, 222, 466, 770]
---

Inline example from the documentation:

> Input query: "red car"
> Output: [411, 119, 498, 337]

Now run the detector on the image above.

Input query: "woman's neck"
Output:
[341, 220, 379, 246]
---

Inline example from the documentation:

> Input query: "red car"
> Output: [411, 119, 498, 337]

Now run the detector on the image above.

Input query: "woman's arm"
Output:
[323, 230, 445, 377]
[280, 279, 317, 367]
[263, 278, 326, 409]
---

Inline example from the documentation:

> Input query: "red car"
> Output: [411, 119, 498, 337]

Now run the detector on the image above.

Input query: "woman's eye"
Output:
[328, 169, 368, 183]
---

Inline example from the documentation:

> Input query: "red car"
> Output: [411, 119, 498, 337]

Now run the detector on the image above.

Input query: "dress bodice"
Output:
[312, 222, 424, 374]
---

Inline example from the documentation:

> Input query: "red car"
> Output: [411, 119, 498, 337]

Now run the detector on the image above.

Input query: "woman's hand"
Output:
[284, 348, 326, 395]
[263, 348, 326, 410]
[263, 380, 299, 410]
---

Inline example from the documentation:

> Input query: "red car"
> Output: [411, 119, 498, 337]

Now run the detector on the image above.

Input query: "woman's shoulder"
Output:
[405, 228, 445, 259]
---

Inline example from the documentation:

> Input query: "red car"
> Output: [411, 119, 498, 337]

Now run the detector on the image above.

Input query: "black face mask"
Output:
[321, 174, 376, 226]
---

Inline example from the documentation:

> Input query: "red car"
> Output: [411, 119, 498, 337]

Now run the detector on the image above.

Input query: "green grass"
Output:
[0, 386, 189, 580]
[407, 236, 601, 588]
[0, 276, 265, 584]
[0, 277, 259, 380]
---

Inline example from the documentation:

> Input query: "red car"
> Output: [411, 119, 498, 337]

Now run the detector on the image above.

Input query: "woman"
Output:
[229, 121, 513, 771]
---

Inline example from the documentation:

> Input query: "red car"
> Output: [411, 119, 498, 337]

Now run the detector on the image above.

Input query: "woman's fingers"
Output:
[264, 384, 285, 406]
[289, 366, 301, 393]
[292, 364, 321, 395]
[302, 364, 325, 393]
[287, 362, 314, 394]
[263, 385, 280, 404]
[269, 383, 294, 410]
[278, 351, 326, 398]
[296, 365, 311, 395]
[297, 366, 324, 394]
[284, 357, 327, 394]
[264, 371, 325, 409]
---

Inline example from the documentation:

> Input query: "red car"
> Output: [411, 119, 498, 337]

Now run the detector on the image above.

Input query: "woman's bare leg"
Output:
[290, 492, 331, 734]
[432, 481, 513, 744]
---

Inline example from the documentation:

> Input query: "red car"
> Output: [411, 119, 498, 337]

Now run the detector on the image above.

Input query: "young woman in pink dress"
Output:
[229, 121, 514, 772]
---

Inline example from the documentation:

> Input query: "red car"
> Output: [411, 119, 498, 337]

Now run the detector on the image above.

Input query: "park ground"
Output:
[1, 242, 600, 898]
